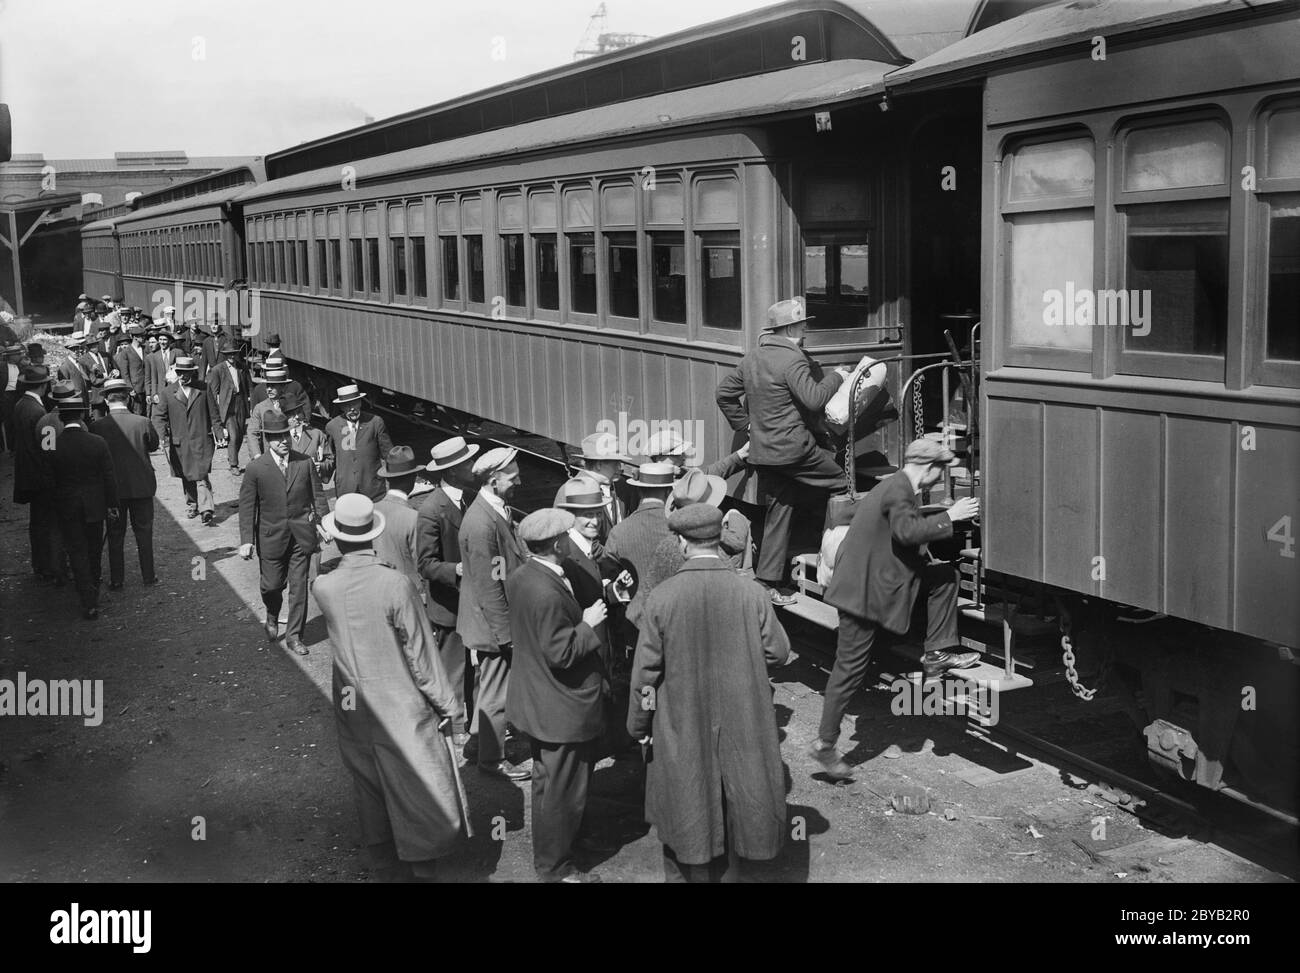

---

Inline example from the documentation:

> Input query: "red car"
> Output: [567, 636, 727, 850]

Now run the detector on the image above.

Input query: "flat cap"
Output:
[904, 437, 957, 467]
[472, 446, 518, 478]
[667, 502, 723, 541]
[517, 507, 575, 545]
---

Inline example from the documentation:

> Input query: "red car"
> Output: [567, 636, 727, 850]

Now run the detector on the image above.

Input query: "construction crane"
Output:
[573, 3, 650, 60]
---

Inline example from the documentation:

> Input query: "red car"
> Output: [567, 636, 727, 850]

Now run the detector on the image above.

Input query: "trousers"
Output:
[181, 475, 214, 514]
[107, 497, 156, 585]
[220, 414, 245, 470]
[529, 737, 596, 880]
[434, 626, 471, 735]
[259, 537, 312, 639]
[28, 495, 64, 578]
[58, 511, 105, 612]
[818, 561, 961, 745]
[754, 449, 845, 586]
[469, 646, 511, 765]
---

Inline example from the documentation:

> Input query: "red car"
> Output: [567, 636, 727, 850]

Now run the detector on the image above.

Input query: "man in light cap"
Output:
[630, 502, 791, 882]
[313, 493, 466, 882]
[416, 437, 480, 746]
[507, 507, 611, 883]
[325, 383, 393, 502]
[715, 298, 855, 605]
[644, 429, 750, 483]
[810, 438, 981, 781]
[457, 445, 530, 781]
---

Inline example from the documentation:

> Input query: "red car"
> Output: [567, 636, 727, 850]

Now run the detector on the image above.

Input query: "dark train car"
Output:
[237, 0, 989, 476]
[889, 0, 1300, 812]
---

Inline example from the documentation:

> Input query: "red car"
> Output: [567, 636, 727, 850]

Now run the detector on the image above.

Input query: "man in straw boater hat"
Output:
[208, 338, 249, 476]
[312, 494, 467, 882]
[554, 431, 633, 541]
[47, 390, 119, 620]
[416, 436, 481, 748]
[457, 445, 531, 781]
[239, 410, 330, 656]
[91, 378, 159, 589]
[162, 355, 221, 525]
[807, 438, 982, 781]
[629, 502, 791, 882]
[11, 365, 63, 582]
[373, 446, 424, 598]
[325, 382, 394, 503]
[715, 298, 856, 606]
[604, 460, 676, 632]
[507, 507, 612, 883]
[246, 365, 293, 461]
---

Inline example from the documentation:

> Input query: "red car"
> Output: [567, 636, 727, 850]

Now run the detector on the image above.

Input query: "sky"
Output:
[0, 0, 775, 159]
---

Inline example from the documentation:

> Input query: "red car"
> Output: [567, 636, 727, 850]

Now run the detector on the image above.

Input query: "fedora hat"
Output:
[261, 411, 291, 437]
[49, 379, 79, 402]
[322, 493, 387, 543]
[577, 431, 631, 463]
[378, 446, 421, 478]
[173, 356, 199, 371]
[333, 383, 365, 404]
[426, 436, 480, 473]
[762, 297, 814, 331]
[665, 468, 727, 514]
[18, 365, 51, 386]
[55, 390, 87, 412]
[627, 461, 676, 488]
[219, 340, 239, 355]
[556, 477, 607, 510]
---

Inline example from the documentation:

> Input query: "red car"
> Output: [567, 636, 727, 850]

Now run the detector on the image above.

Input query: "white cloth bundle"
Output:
[825, 356, 887, 433]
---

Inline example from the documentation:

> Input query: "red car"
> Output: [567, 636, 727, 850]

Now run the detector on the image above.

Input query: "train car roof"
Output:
[886, 0, 1297, 89]
[262, 1, 980, 181]
[81, 184, 251, 233]
[242, 56, 898, 203]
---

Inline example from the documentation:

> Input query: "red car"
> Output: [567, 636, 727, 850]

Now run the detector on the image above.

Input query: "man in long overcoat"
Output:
[324, 383, 393, 502]
[629, 503, 791, 882]
[207, 341, 249, 475]
[313, 493, 465, 882]
[161, 356, 221, 524]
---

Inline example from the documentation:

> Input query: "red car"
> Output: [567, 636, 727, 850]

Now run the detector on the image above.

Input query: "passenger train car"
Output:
[81, 0, 1299, 814]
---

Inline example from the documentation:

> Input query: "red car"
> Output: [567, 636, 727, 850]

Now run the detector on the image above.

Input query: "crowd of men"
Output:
[3, 295, 986, 883]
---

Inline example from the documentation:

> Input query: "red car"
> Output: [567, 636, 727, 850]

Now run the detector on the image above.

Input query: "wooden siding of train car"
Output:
[118, 202, 237, 320]
[978, 15, 1300, 647]
[81, 228, 121, 300]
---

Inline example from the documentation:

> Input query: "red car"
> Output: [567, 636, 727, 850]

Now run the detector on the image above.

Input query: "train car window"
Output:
[761, 14, 824, 68]
[700, 232, 742, 331]
[529, 190, 560, 313]
[695, 177, 739, 224]
[365, 206, 381, 297]
[284, 217, 296, 288]
[602, 184, 638, 322]
[1122, 120, 1228, 193]
[564, 187, 597, 318]
[438, 198, 461, 304]
[664, 48, 710, 90]
[1009, 139, 1094, 203]
[499, 193, 525, 313]
[408, 203, 427, 301]
[327, 210, 343, 293]
[1258, 104, 1300, 379]
[648, 180, 683, 224]
[564, 188, 594, 228]
[313, 212, 327, 292]
[799, 171, 877, 337]
[711, 36, 762, 81]
[651, 232, 687, 324]
[389, 204, 407, 299]
[276, 216, 287, 288]
[347, 208, 363, 297]
[296, 215, 309, 291]
[462, 197, 484, 306]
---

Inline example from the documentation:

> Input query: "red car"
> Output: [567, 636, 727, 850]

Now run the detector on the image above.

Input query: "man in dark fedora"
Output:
[91, 378, 159, 588]
[12, 365, 62, 581]
[240, 410, 330, 655]
[374, 446, 423, 597]
[507, 507, 610, 883]
[326, 383, 393, 503]
[208, 339, 249, 475]
[416, 436, 480, 746]
[145, 328, 179, 461]
[48, 391, 119, 620]
[810, 438, 982, 781]
[162, 355, 221, 524]
[716, 298, 853, 605]
[113, 324, 149, 415]
[604, 461, 676, 631]
[285, 390, 333, 484]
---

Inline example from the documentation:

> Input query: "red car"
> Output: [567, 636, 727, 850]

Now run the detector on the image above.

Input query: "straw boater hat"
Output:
[426, 436, 480, 473]
[48, 380, 79, 403]
[174, 356, 199, 372]
[626, 461, 676, 489]
[264, 368, 291, 385]
[65, 333, 86, 349]
[904, 437, 957, 468]
[556, 477, 607, 510]
[577, 431, 631, 464]
[378, 446, 421, 478]
[102, 377, 133, 395]
[333, 383, 365, 405]
[322, 493, 386, 543]
[665, 468, 727, 514]
[644, 430, 692, 459]
[762, 297, 814, 330]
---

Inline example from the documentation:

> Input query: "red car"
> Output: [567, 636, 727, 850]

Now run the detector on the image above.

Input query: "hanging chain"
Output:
[1059, 607, 1109, 702]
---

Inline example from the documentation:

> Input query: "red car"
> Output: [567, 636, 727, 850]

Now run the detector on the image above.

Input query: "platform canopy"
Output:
[0, 191, 82, 318]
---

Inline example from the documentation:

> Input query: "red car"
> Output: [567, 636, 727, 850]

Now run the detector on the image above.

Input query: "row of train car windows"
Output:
[245, 172, 749, 335]
[1000, 99, 1299, 381]
[118, 223, 224, 282]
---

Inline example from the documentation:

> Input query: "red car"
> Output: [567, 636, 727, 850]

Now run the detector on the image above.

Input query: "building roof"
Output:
[244, 56, 898, 203]
[0, 153, 257, 175]
[0, 191, 84, 215]
[885, 0, 1296, 88]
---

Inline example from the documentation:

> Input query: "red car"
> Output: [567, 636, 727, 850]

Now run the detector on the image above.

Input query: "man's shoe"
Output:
[557, 870, 602, 884]
[921, 649, 981, 680]
[186, 509, 199, 519]
[263, 616, 278, 640]
[231, 467, 243, 476]
[808, 742, 855, 781]
[202, 512, 214, 526]
[142, 576, 159, 586]
[767, 587, 797, 607]
[478, 761, 531, 782]
[286, 636, 309, 656]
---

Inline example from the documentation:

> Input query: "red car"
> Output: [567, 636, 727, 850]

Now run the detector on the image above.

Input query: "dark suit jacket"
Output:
[556, 532, 625, 664]
[207, 358, 249, 425]
[49, 424, 118, 522]
[12, 392, 53, 502]
[715, 331, 843, 466]
[325, 411, 394, 501]
[162, 381, 220, 480]
[289, 424, 334, 483]
[114, 342, 148, 397]
[455, 492, 526, 650]
[238, 450, 328, 561]
[824, 471, 954, 634]
[505, 559, 605, 744]
[416, 485, 471, 628]
[90, 409, 158, 499]
[145, 349, 177, 403]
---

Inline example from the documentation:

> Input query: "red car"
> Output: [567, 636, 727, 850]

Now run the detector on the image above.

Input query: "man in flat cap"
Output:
[58, 333, 98, 401]
[507, 507, 610, 883]
[810, 438, 982, 781]
[416, 437, 480, 747]
[457, 446, 530, 781]
[91, 378, 159, 588]
[312, 494, 466, 882]
[162, 356, 221, 525]
[48, 391, 119, 620]
[208, 339, 249, 475]
[630, 502, 791, 882]
[641, 468, 753, 601]
[325, 383, 394, 502]
[715, 298, 855, 605]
